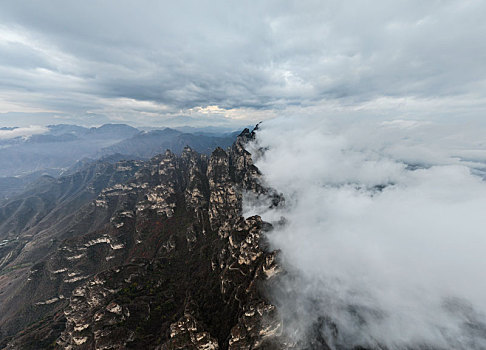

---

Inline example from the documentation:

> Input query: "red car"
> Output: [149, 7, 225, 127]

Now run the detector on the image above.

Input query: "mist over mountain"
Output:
[0, 120, 486, 349]
[244, 116, 486, 349]
[1, 1, 485, 349]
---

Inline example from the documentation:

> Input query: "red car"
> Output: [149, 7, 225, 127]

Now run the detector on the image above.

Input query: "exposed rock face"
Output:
[1, 129, 291, 349]
[0, 159, 145, 345]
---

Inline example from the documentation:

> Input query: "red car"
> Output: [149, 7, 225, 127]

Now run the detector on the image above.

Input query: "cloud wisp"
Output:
[0, 125, 47, 139]
[245, 116, 486, 349]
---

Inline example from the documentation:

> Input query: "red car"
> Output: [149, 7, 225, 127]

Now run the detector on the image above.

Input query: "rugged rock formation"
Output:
[1, 129, 291, 349]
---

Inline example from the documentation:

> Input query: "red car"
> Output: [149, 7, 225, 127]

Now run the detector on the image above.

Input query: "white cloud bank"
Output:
[0, 125, 47, 139]
[245, 115, 486, 349]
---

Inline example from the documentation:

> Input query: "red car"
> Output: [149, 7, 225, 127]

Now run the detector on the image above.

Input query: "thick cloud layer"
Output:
[245, 116, 486, 349]
[1, 1, 486, 126]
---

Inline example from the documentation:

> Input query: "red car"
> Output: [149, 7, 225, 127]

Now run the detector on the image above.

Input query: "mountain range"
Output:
[0, 129, 306, 349]
[0, 124, 238, 202]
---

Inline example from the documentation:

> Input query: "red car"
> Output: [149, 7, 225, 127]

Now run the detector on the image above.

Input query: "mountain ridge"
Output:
[0, 124, 239, 202]
[0, 128, 296, 349]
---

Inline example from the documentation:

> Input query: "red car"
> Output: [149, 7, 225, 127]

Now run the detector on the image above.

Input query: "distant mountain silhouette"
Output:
[0, 124, 239, 201]
[100, 127, 239, 158]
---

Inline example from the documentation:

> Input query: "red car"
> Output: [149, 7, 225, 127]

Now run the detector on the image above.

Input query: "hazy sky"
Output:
[0, 0, 485, 127]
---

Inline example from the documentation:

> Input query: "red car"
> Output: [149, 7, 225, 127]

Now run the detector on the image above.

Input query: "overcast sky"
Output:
[0, 0, 485, 127]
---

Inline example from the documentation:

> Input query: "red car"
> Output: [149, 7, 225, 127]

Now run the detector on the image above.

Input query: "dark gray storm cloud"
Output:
[0, 0, 485, 126]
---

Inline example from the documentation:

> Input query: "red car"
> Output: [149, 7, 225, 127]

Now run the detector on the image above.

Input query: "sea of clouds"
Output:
[244, 115, 486, 349]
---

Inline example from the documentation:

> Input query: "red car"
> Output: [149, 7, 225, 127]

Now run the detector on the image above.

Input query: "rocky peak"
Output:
[2, 128, 291, 350]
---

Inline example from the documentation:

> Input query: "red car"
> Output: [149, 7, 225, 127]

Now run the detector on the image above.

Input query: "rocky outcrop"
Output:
[1, 128, 292, 349]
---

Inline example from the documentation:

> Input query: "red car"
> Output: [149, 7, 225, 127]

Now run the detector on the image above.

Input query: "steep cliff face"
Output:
[0, 159, 145, 343]
[2, 129, 288, 349]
